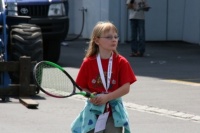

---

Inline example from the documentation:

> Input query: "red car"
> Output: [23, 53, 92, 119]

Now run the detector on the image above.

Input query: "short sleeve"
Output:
[76, 59, 88, 89]
[118, 58, 137, 87]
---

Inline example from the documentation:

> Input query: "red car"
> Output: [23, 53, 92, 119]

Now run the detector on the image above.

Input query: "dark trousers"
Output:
[130, 19, 146, 54]
[87, 116, 122, 133]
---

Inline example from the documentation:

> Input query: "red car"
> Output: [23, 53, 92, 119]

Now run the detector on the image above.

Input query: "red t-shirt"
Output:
[76, 53, 137, 93]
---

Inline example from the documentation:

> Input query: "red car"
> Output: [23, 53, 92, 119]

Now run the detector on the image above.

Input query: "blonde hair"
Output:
[85, 21, 118, 58]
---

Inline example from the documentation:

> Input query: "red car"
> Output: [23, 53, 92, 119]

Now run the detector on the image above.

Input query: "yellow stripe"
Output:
[164, 79, 200, 86]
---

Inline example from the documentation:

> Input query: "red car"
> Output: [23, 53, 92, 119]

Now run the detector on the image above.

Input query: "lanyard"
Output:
[97, 53, 113, 92]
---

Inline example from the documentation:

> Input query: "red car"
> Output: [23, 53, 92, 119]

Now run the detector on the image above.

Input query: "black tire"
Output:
[10, 24, 43, 61]
[9, 24, 43, 94]
[1, 97, 9, 102]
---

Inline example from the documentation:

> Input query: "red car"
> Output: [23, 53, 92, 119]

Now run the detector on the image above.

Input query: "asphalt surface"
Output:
[1, 40, 200, 133]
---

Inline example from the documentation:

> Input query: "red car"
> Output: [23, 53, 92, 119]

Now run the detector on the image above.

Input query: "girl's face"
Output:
[96, 30, 118, 53]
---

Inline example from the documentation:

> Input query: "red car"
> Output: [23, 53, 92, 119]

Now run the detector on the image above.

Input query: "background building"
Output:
[68, 0, 200, 45]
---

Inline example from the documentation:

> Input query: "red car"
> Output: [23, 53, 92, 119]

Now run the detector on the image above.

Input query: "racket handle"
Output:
[85, 92, 95, 98]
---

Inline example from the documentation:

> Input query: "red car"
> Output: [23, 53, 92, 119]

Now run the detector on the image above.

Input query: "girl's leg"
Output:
[104, 116, 122, 133]
[87, 116, 122, 133]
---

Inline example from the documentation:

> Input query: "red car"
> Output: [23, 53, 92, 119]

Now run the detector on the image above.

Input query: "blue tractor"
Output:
[0, 0, 69, 103]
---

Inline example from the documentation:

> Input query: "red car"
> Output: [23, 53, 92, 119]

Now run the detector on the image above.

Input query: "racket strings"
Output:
[35, 63, 74, 96]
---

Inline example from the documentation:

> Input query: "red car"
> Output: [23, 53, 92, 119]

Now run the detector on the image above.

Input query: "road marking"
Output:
[71, 95, 200, 123]
[163, 79, 200, 86]
[124, 102, 200, 123]
[62, 68, 200, 122]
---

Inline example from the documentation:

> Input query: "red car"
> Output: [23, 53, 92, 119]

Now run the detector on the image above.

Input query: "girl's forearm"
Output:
[107, 83, 130, 101]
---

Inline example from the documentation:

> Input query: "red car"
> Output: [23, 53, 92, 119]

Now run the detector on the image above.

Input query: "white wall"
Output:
[108, 0, 127, 43]
[167, 0, 185, 40]
[68, 0, 110, 39]
[68, 0, 82, 35]
[182, 0, 200, 44]
[145, 0, 167, 41]
[68, 0, 200, 44]
[82, 0, 109, 38]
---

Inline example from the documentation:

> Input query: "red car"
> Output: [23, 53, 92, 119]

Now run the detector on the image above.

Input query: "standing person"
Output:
[71, 21, 137, 133]
[127, 0, 149, 57]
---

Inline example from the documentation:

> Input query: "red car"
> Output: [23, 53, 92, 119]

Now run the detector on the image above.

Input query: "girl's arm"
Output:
[107, 82, 130, 101]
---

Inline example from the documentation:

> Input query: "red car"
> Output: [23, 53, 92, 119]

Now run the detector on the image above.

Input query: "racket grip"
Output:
[85, 92, 95, 98]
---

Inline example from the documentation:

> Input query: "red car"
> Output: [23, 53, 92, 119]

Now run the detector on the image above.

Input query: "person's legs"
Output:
[138, 19, 145, 56]
[130, 19, 138, 54]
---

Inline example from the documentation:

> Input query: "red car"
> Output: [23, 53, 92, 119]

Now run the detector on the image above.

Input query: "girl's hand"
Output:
[90, 93, 109, 106]
[89, 92, 98, 105]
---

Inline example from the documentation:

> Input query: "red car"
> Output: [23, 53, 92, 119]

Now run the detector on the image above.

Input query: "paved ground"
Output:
[1, 40, 200, 133]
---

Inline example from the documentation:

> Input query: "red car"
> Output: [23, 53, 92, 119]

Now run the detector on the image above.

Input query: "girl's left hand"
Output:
[90, 94, 109, 106]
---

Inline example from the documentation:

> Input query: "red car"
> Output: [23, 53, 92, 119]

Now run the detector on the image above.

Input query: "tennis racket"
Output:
[33, 61, 95, 98]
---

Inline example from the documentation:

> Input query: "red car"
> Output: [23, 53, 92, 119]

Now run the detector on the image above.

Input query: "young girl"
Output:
[71, 21, 136, 133]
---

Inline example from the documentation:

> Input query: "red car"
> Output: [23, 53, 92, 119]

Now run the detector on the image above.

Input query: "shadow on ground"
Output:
[59, 40, 200, 83]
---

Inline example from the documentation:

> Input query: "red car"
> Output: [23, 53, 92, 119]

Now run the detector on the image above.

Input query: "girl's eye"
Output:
[99, 36, 119, 40]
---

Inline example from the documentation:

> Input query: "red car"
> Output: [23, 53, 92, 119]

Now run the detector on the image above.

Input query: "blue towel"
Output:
[71, 98, 131, 133]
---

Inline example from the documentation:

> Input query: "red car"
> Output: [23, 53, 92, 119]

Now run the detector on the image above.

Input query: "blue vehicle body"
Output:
[14, 0, 69, 38]
[6, 0, 69, 38]
[6, 0, 69, 62]
[0, 0, 69, 99]
[0, 1, 10, 89]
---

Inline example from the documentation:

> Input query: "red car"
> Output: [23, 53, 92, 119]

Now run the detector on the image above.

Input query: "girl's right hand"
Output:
[90, 92, 101, 105]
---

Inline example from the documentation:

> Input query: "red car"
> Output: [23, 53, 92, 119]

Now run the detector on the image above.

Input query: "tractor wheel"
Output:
[9, 24, 43, 94]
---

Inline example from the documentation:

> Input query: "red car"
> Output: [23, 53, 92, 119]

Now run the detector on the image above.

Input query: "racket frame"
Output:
[33, 61, 94, 98]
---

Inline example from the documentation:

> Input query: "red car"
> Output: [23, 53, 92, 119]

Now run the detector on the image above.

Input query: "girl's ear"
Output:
[94, 37, 100, 45]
